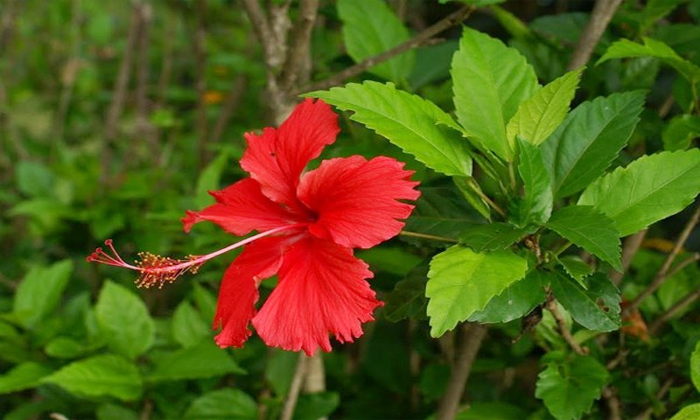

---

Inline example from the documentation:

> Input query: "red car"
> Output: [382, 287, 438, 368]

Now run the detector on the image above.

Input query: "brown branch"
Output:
[602, 386, 621, 420]
[628, 205, 700, 312]
[280, 354, 309, 420]
[547, 297, 588, 355]
[279, 0, 318, 90]
[610, 230, 647, 285]
[567, 0, 624, 70]
[632, 378, 673, 420]
[435, 323, 487, 420]
[293, 5, 475, 96]
[303, 352, 327, 419]
[241, 0, 275, 68]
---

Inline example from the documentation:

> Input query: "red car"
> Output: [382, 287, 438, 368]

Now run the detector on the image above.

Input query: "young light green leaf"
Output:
[0, 362, 52, 394]
[507, 68, 583, 146]
[691, 341, 700, 393]
[516, 137, 553, 225]
[598, 37, 700, 87]
[13, 259, 73, 329]
[578, 150, 700, 236]
[535, 354, 609, 420]
[195, 150, 228, 208]
[469, 269, 547, 323]
[427, 246, 528, 336]
[452, 27, 539, 161]
[149, 340, 245, 381]
[184, 389, 258, 420]
[546, 205, 621, 271]
[460, 222, 528, 252]
[42, 355, 142, 401]
[670, 404, 700, 420]
[663, 114, 700, 151]
[541, 91, 646, 198]
[551, 273, 621, 332]
[337, 0, 413, 83]
[95, 281, 154, 360]
[307, 81, 472, 177]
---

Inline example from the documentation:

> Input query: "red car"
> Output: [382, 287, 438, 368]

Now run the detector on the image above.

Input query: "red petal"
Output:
[298, 156, 420, 249]
[213, 236, 287, 348]
[240, 99, 339, 207]
[182, 178, 295, 235]
[252, 237, 381, 356]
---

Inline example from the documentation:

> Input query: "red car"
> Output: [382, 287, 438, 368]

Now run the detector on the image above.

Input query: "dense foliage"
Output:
[1, 0, 700, 419]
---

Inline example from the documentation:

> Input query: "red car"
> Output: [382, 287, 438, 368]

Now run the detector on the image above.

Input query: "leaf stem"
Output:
[399, 230, 459, 243]
[465, 178, 507, 218]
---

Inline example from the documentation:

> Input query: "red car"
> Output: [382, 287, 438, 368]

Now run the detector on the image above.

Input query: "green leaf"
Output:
[458, 402, 529, 420]
[172, 301, 210, 348]
[45, 337, 93, 359]
[598, 37, 700, 87]
[558, 256, 594, 286]
[535, 354, 609, 420]
[15, 161, 55, 198]
[452, 27, 539, 161]
[469, 269, 547, 323]
[196, 150, 228, 208]
[507, 68, 583, 146]
[546, 205, 621, 271]
[427, 246, 528, 336]
[578, 150, 700, 236]
[192, 283, 217, 324]
[516, 137, 553, 225]
[670, 404, 700, 420]
[384, 263, 429, 322]
[149, 340, 245, 381]
[294, 392, 340, 420]
[337, 0, 413, 83]
[404, 186, 483, 241]
[95, 281, 154, 359]
[308, 81, 472, 177]
[541, 91, 646, 198]
[42, 354, 142, 401]
[96, 404, 139, 420]
[0, 362, 52, 394]
[551, 273, 621, 332]
[13, 259, 73, 329]
[356, 247, 421, 276]
[663, 115, 700, 151]
[460, 222, 527, 252]
[453, 176, 492, 220]
[265, 349, 299, 396]
[184, 389, 258, 419]
[691, 341, 700, 393]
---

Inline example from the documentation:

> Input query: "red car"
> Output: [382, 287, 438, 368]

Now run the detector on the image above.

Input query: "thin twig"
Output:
[435, 323, 487, 420]
[648, 263, 700, 335]
[610, 230, 647, 285]
[134, 1, 155, 151]
[567, 0, 624, 70]
[241, 0, 275, 67]
[193, 0, 209, 167]
[547, 297, 588, 355]
[632, 378, 673, 420]
[102, 3, 141, 184]
[628, 205, 700, 312]
[280, 354, 309, 420]
[293, 5, 474, 95]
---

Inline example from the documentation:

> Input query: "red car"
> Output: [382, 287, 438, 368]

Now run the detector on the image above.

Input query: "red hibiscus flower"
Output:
[88, 98, 420, 355]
